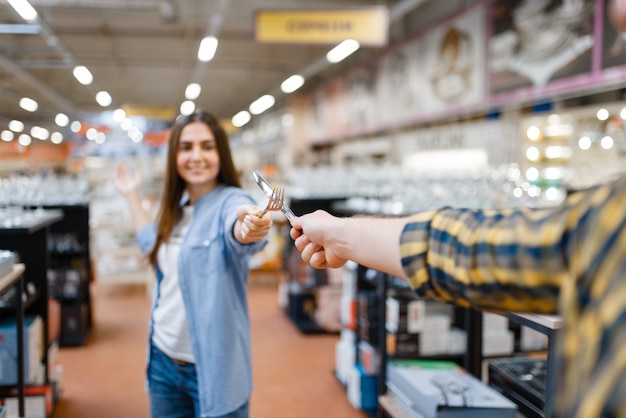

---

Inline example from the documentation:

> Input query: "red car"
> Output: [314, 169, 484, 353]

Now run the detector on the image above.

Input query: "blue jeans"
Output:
[148, 343, 249, 418]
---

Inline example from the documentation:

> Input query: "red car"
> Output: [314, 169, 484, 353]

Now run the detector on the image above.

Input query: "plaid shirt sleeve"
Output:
[399, 175, 626, 418]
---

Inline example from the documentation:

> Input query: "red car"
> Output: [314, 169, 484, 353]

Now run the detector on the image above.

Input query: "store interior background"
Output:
[1, 0, 626, 416]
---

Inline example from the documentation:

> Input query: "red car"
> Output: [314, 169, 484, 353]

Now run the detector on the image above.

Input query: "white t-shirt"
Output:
[152, 205, 195, 363]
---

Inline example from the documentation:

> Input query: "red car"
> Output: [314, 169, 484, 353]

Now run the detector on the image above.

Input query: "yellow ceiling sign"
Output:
[122, 105, 177, 121]
[254, 7, 388, 46]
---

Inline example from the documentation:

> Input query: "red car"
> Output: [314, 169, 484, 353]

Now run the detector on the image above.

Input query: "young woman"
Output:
[115, 110, 273, 418]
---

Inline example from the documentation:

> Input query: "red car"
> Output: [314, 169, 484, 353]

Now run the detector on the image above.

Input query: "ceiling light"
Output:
[73, 65, 93, 85]
[7, 0, 38, 22]
[249, 95, 275, 115]
[281, 75, 304, 94]
[30, 126, 49, 140]
[96, 91, 112, 107]
[1, 130, 14, 142]
[86, 128, 98, 140]
[55, 113, 69, 127]
[50, 132, 63, 144]
[71, 121, 82, 133]
[198, 36, 218, 62]
[232, 111, 251, 127]
[120, 118, 133, 131]
[185, 83, 202, 100]
[8, 120, 24, 132]
[19, 97, 38, 112]
[113, 108, 126, 122]
[326, 39, 360, 64]
[95, 132, 106, 144]
[180, 100, 195, 115]
[18, 134, 31, 146]
[129, 128, 143, 143]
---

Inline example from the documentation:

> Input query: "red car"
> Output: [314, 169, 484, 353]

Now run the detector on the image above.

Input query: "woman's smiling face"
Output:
[176, 121, 221, 200]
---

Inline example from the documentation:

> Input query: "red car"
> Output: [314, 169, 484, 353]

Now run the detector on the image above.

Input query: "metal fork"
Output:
[257, 187, 284, 218]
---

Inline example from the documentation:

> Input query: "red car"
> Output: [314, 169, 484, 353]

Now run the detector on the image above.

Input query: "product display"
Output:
[489, 357, 547, 418]
[0, 316, 43, 386]
[0, 251, 15, 277]
[387, 359, 518, 418]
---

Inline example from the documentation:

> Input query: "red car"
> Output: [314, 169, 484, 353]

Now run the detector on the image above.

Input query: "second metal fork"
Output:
[257, 187, 284, 218]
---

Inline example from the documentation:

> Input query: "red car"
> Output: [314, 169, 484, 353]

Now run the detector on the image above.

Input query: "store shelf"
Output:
[378, 394, 409, 418]
[0, 211, 63, 418]
[43, 203, 93, 347]
[0, 264, 26, 416]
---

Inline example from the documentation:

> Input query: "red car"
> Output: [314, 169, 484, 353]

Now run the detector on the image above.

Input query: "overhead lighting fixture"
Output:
[73, 65, 93, 85]
[71, 121, 82, 133]
[19, 97, 38, 112]
[1, 130, 14, 142]
[232, 110, 251, 128]
[281, 75, 304, 94]
[120, 118, 133, 131]
[18, 134, 32, 146]
[129, 127, 143, 143]
[95, 132, 106, 144]
[180, 100, 195, 115]
[30, 126, 49, 140]
[249, 95, 275, 115]
[113, 108, 126, 122]
[86, 128, 98, 141]
[50, 132, 63, 144]
[7, 0, 38, 22]
[8, 120, 24, 132]
[55, 113, 69, 127]
[198, 36, 218, 62]
[326, 39, 360, 63]
[96, 91, 112, 107]
[185, 83, 202, 100]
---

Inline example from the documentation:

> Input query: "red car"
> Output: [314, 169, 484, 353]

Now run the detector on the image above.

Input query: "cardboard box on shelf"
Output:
[0, 384, 54, 418]
[0, 316, 43, 385]
[387, 359, 517, 418]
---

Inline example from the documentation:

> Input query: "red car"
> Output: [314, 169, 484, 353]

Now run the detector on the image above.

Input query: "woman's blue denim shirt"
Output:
[135, 184, 268, 417]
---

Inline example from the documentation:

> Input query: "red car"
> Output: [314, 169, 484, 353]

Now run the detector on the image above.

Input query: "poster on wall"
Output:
[376, 42, 423, 125]
[377, 4, 487, 126]
[307, 78, 349, 142]
[414, 5, 487, 113]
[489, 0, 595, 94]
[602, 0, 626, 69]
[345, 65, 379, 132]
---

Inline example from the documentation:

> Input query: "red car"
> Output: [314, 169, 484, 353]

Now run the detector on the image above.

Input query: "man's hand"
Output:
[290, 210, 350, 269]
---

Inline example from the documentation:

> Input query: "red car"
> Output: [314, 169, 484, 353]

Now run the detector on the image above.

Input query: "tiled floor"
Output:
[53, 275, 365, 418]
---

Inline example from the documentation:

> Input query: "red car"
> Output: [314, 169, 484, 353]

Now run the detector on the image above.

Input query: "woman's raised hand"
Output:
[114, 164, 141, 196]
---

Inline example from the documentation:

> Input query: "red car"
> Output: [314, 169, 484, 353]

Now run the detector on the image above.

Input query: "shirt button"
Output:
[203, 240, 210, 246]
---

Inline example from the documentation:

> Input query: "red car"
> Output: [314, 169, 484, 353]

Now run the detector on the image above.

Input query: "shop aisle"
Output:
[53, 275, 363, 418]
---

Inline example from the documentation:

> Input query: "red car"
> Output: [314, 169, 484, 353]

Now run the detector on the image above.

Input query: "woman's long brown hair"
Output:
[148, 110, 241, 267]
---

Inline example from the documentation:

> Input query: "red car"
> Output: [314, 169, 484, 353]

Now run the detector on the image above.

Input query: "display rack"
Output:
[0, 263, 27, 417]
[43, 203, 92, 346]
[373, 274, 561, 418]
[0, 210, 63, 417]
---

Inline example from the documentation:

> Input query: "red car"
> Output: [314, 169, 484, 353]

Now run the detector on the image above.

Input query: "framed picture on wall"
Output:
[489, 0, 594, 94]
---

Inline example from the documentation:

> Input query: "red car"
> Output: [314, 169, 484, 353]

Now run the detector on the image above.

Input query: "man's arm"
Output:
[290, 211, 409, 278]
